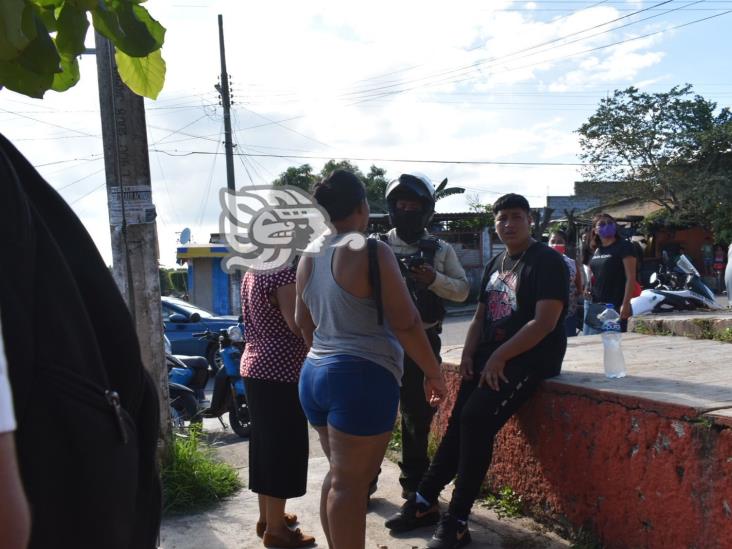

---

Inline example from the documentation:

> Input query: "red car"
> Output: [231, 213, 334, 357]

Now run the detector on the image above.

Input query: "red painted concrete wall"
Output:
[432, 365, 732, 549]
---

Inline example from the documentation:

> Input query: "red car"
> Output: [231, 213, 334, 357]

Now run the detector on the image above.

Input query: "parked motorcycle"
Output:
[631, 253, 721, 315]
[165, 333, 209, 427]
[195, 324, 251, 438]
[168, 381, 202, 428]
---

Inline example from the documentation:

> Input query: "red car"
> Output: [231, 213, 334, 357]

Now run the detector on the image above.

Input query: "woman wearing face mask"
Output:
[587, 213, 637, 333]
[548, 231, 582, 337]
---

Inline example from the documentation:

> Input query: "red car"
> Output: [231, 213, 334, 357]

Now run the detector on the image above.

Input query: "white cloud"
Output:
[0, 0, 700, 266]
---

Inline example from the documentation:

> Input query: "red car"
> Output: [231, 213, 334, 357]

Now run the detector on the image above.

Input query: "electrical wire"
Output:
[150, 148, 594, 167]
[55, 167, 106, 192]
[344, 8, 732, 106]
[196, 129, 223, 233]
[69, 182, 106, 206]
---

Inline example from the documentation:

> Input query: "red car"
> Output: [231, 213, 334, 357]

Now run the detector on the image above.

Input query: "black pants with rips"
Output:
[417, 355, 545, 520]
[398, 326, 442, 496]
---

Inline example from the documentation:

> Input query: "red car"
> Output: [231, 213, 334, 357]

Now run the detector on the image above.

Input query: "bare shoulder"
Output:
[296, 256, 313, 283]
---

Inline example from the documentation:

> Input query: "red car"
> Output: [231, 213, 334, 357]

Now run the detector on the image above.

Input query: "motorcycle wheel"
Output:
[206, 345, 223, 375]
[229, 396, 251, 438]
[173, 392, 202, 425]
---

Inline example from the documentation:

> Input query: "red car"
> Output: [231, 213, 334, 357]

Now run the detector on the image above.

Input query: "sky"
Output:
[1, 0, 731, 266]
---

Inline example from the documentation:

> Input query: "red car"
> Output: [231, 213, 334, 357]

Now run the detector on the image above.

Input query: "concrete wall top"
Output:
[441, 334, 732, 422]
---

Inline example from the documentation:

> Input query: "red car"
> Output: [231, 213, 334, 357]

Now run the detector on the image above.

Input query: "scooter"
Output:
[195, 324, 251, 438]
[165, 334, 209, 427]
[168, 381, 202, 428]
[631, 254, 721, 315]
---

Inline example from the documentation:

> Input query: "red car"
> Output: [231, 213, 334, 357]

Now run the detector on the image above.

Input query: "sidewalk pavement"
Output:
[160, 429, 570, 549]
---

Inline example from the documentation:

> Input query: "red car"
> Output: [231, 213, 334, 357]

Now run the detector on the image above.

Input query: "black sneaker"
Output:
[384, 496, 440, 532]
[426, 513, 471, 549]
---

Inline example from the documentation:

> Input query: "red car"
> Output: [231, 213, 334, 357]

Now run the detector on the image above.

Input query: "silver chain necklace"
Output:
[501, 249, 527, 274]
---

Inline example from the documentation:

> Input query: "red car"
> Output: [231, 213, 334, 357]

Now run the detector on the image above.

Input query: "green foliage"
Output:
[0, 0, 165, 98]
[387, 419, 402, 455]
[114, 47, 165, 100]
[481, 486, 524, 520]
[445, 194, 494, 231]
[578, 85, 732, 239]
[632, 320, 672, 337]
[692, 318, 716, 340]
[272, 163, 317, 192]
[272, 160, 392, 213]
[159, 268, 172, 296]
[364, 165, 388, 213]
[434, 177, 466, 202]
[160, 268, 188, 296]
[162, 427, 243, 514]
[714, 327, 732, 343]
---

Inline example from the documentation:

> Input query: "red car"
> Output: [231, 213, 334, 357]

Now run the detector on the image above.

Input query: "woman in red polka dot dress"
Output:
[241, 264, 315, 548]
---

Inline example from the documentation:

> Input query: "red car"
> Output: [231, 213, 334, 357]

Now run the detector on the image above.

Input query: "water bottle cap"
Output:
[606, 303, 615, 309]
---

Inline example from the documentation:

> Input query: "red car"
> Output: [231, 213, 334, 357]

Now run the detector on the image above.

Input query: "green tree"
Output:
[0, 0, 166, 99]
[577, 85, 730, 214]
[272, 163, 317, 192]
[319, 159, 363, 179]
[364, 165, 388, 213]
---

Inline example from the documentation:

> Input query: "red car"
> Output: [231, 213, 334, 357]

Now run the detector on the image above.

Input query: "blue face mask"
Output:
[597, 222, 616, 239]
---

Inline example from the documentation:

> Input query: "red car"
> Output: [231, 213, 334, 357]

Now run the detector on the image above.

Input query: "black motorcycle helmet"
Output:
[385, 172, 436, 243]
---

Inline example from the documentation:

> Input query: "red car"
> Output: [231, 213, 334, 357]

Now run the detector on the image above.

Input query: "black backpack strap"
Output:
[367, 238, 384, 326]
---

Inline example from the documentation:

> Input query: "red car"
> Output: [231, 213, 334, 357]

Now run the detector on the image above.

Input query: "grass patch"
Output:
[714, 327, 732, 343]
[633, 320, 672, 336]
[162, 426, 243, 514]
[481, 485, 524, 520]
[692, 319, 716, 340]
[386, 417, 442, 462]
[387, 419, 403, 456]
[690, 416, 715, 430]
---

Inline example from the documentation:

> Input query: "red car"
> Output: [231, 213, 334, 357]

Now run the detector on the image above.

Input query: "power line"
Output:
[234, 104, 330, 148]
[345, 8, 732, 105]
[150, 148, 593, 167]
[55, 167, 106, 192]
[0, 108, 98, 137]
[149, 113, 210, 146]
[339, 0, 681, 103]
[196, 129, 223, 232]
[34, 154, 103, 168]
[69, 182, 106, 206]
[336, 0, 614, 90]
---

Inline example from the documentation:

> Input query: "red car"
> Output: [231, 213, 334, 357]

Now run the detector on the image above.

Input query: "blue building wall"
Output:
[211, 258, 230, 315]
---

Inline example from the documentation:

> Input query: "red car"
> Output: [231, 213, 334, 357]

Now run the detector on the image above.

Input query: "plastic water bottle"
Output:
[597, 304, 626, 378]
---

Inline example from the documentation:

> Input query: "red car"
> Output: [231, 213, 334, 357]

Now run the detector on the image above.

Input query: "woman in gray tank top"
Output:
[295, 170, 447, 549]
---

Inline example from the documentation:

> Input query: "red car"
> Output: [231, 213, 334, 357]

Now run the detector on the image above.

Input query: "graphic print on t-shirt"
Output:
[483, 270, 518, 342]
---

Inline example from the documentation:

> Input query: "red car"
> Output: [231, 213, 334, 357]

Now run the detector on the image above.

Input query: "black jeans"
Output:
[417, 357, 543, 519]
[398, 327, 442, 495]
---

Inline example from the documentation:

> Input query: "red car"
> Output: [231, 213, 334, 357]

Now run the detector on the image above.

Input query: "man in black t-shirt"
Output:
[384, 193, 568, 549]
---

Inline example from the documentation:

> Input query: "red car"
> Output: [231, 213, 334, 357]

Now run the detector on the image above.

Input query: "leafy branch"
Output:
[0, 0, 166, 99]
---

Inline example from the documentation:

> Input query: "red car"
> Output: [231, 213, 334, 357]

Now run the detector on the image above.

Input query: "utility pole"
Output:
[216, 13, 236, 191]
[94, 33, 171, 457]
[215, 14, 241, 315]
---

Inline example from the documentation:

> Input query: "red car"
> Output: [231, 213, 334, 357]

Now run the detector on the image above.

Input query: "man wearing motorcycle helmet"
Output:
[377, 172, 469, 514]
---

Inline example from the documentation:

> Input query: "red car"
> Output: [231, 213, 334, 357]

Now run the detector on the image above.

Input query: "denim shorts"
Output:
[298, 355, 400, 436]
